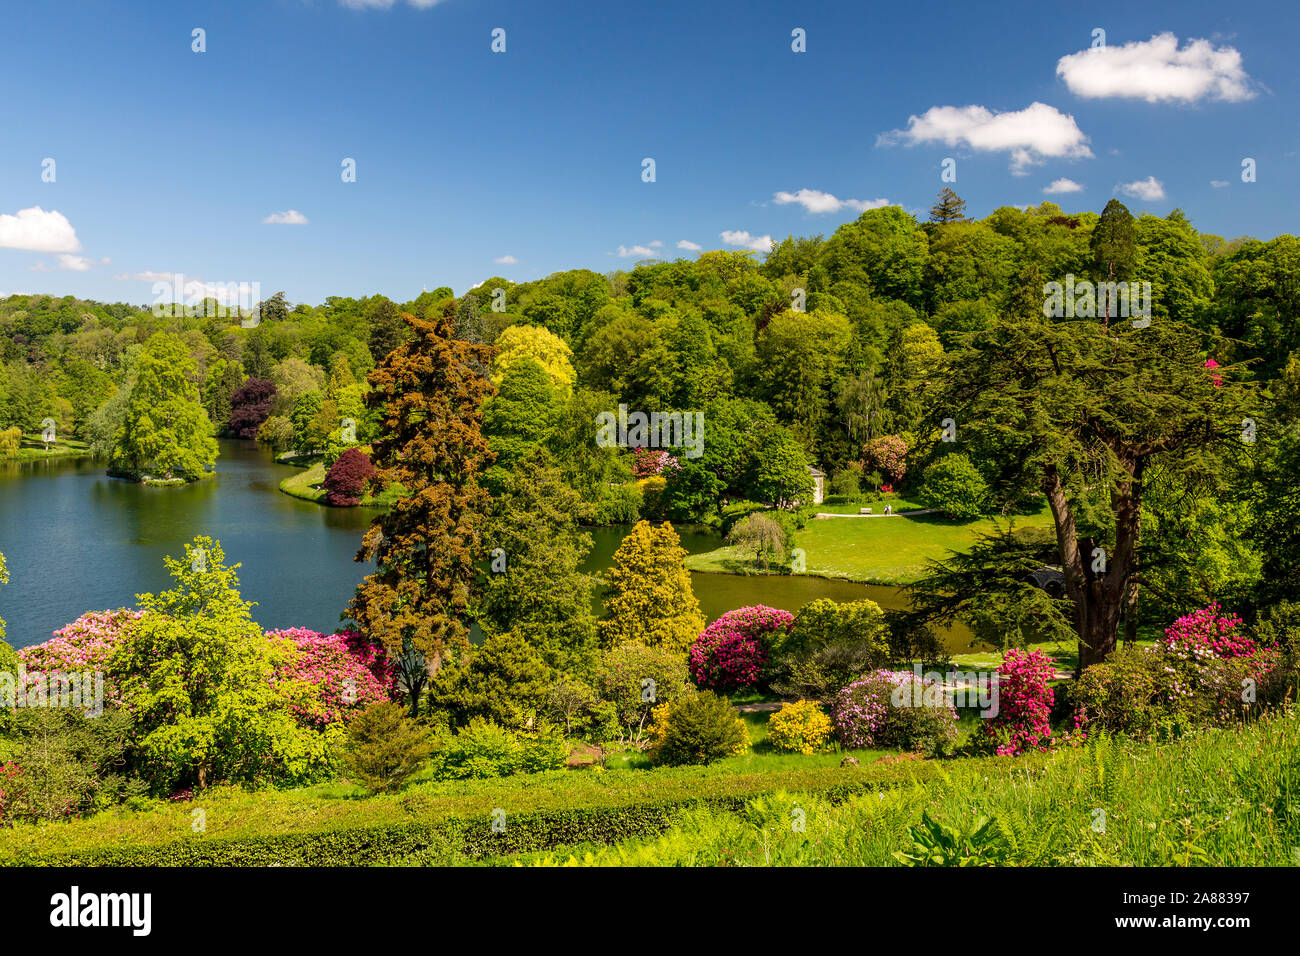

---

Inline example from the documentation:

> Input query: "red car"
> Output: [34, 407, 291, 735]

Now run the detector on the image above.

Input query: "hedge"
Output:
[0, 760, 955, 866]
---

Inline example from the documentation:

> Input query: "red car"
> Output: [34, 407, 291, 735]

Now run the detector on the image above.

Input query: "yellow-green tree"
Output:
[491, 324, 575, 395]
[599, 521, 705, 655]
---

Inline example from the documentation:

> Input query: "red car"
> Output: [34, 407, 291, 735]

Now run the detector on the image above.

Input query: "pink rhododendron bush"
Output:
[1072, 605, 1285, 738]
[266, 627, 396, 726]
[18, 612, 394, 727]
[832, 669, 958, 755]
[18, 609, 144, 705]
[982, 649, 1056, 756]
[688, 605, 793, 691]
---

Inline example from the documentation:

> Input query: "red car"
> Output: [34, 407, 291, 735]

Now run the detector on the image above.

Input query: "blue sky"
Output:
[1, 0, 1296, 307]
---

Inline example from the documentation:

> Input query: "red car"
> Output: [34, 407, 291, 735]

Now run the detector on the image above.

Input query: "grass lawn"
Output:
[686, 504, 1053, 586]
[279, 460, 328, 502]
[5, 435, 94, 462]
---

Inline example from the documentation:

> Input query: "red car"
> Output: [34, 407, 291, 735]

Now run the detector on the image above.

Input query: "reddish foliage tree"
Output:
[228, 377, 277, 438]
[323, 447, 377, 506]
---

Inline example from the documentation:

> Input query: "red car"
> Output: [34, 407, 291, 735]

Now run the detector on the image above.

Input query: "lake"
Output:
[0, 440, 976, 652]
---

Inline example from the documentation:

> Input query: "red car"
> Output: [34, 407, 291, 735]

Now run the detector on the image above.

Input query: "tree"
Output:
[725, 513, 788, 569]
[345, 306, 496, 716]
[323, 447, 376, 506]
[481, 356, 560, 472]
[491, 324, 576, 395]
[769, 598, 890, 701]
[111, 537, 333, 790]
[429, 629, 553, 731]
[919, 312, 1254, 669]
[929, 188, 969, 225]
[1090, 199, 1137, 328]
[743, 425, 814, 507]
[599, 521, 705, 655]
[110, 333, 217, 481]
[342, 702, 435, 793]
[475, 453, 599, 673]
[918, 453, 988, 519]
[227, 377, 276, 439]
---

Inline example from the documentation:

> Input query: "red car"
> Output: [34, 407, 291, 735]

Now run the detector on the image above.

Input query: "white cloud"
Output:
[648, 240, 663, 247]
[1056, 33, 1256, 104]
[720, 230, 774, 253]
[879, 102, 1092, 174]
[1117, 176, 1166, 201]
[1043, 178, 1084, 194]
[772, 188, 889, 214]
[616, 244, 659, 258]
[262, 209, 309, 225]
[493, 255, 517, 264]
[677, 240, 702, 251]
[0, 206, 81, 253]
[55, 254, 107, 271]
[1210, 179, 1230, 188]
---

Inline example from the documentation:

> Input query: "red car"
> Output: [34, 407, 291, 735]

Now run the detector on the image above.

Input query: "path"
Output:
[813, 509, 937, 519]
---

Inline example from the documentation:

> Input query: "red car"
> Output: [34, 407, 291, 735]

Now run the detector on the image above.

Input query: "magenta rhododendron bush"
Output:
[983, 649, 1056, 756]
[265, 627, 396, 726]
[19, 609, 144, 705]
[688, 605, 793, 691]
[1162, 604, 1256, 658]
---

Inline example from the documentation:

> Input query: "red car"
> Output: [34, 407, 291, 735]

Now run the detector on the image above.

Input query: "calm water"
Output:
[0, 442, 975, 652]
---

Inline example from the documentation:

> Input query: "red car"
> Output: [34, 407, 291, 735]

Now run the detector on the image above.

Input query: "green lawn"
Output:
[686, 504, 1053, 586]
[279, 460, 328, 502]
[4, 435, 94, 462]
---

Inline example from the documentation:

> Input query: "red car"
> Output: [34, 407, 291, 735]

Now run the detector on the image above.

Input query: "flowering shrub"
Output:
[1163, 604, 1255, 658]
[766, 699, 834, 754]
[1204, 358, 1223, 387]
[1074, 606, 1286, 738]
[267, 627, 395, 726]
[18, 609, 145, 705]
[833, 670, 958, 755]
[688, 605, 793, 691]
[983, 649, 1056, 756]
[861, 435, 908, 485]
[632, 447, 680, 478]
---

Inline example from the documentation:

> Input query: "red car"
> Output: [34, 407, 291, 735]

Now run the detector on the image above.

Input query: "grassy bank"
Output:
[4, 435, 94, 462]
[517, 708, 1300, 867]
[279, 460, 328, 502]
[685, 504, 1053, 586]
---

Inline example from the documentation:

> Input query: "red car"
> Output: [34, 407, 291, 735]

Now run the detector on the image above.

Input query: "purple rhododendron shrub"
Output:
[266, 627, 396, 726]
[688, 605, 793, 691]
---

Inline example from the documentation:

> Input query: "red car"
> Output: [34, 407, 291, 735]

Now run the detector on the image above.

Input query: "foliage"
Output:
[724, 512, 789, 569]
[599, 521, 705, 655]
[322, 446, 376, 506]
[346, 305, 496, 715]
[593, 643, 689, 746]
[342, 702, 435, 793]
[688, 605, 792, 692]
[430, 719, 567, 780]
[770, 598, 890, 701]
[110, 537, 340, 791]
[832, 670, 958, 755]
[918, 453, 988, 519]
[429, 629, 553, 732]
[765, 700, 834, 754]
[109, 333, 217, 481]
[982, 649, 1056, 756]
[266, 627, 395, 727]
[227, 377, 277, 439]
[646, 690, 749, 766]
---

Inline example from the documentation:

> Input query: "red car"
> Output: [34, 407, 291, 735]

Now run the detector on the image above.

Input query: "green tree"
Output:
[110, 333, 217, 481]
[343, 702, 436, 794]
[929, 188, 969, 225]
[111, 537, 334, 791]
[429, 629, 554, 731]
[475, 453, 599, 673]
[1090, 199, 1137, 327]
